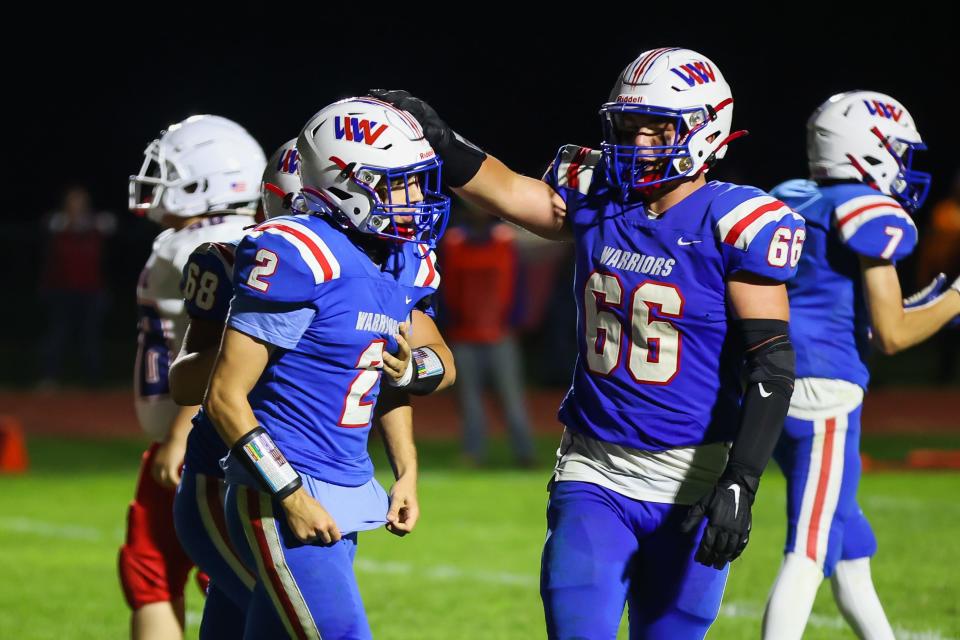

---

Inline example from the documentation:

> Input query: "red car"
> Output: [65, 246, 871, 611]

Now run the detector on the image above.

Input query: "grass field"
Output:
[1, 435, 959, 639]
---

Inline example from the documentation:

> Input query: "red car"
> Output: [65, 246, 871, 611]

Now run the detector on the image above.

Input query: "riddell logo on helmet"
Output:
[616, 95, 645, 103]
[334, 117, 389, 145]
[419, 150, 436, 160]
[670, 62, 716, 87]
[863, 100, 903, 122]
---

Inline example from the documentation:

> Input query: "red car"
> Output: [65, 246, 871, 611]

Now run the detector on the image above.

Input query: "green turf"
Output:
[1, 436, 958, 639]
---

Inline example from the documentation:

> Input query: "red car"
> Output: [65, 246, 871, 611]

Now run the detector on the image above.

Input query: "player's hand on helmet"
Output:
[367, 89, 486, 187]
[151, 437, 187, 489]
[367, 90, 450, 150]
[280, 488, 341, 544]
[386, 474, 420, 537]
[383, 323, 413, 384]
[681, 470, 759, 569]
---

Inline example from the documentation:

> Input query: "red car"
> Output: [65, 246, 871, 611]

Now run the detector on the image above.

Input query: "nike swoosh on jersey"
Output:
[405, 296, 413, 304]
[677, 237, 702, 246]
[758, 383, 772, 398]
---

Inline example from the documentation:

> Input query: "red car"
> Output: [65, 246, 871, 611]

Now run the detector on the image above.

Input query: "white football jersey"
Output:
[134, 214, 252, 440]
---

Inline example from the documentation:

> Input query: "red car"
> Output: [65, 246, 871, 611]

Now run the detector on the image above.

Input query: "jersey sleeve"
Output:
[411, 247, 441, 317]
[542, 145, 605, 225]
[227, 296, 317, 349]
[832, 194, 918, 262]
[179, 242, 236, 322]
[714, 191, 806, 282]
[233, 218, 340, 304]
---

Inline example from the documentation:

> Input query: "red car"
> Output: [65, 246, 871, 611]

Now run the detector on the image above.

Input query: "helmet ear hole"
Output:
[863, 156, 883, 166]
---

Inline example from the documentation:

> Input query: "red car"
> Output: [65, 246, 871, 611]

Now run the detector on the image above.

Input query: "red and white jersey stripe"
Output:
[832, 194, 914, 243]
[716, 196, 802, 251]
[255, 219, 341, 284]
[549, 145, 603, 196]
[413, 245, 441, 289]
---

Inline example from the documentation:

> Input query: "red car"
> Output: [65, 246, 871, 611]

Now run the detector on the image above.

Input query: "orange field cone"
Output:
[0, 416, 29, 473]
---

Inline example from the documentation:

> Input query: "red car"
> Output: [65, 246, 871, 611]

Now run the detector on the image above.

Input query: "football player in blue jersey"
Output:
[761, 92, 960, 640]
[372, 47, 803, 639]
[167, 139, 303, 639]
[200, 98, 454, 638]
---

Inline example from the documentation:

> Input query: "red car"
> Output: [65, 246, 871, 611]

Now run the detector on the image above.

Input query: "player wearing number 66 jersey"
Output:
[762, 92, 960, 640]
[202, 98, 453, 638]
[371, 47, 802, 639]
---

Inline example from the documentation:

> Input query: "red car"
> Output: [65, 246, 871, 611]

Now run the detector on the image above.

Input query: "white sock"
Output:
[762, 553, 824, 640]
[830, 558, 895, 640]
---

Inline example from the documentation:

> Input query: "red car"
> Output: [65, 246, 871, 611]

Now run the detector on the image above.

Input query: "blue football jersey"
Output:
[773, 179, 918, 388]
[179, 240, 241, 478]
[546, 145, 804, 451]
[228, 213, 441, 486]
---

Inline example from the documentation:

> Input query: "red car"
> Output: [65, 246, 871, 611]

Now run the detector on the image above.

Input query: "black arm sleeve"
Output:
[724, 319, 796, 490]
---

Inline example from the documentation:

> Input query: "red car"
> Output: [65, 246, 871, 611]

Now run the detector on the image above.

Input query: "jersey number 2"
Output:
[246, 249, 278, 292]
[339, 340, 386, 427]
[584, 273, 683, 384]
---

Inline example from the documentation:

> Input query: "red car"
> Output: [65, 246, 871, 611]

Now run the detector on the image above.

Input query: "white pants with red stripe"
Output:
[772, 378, 877, 577]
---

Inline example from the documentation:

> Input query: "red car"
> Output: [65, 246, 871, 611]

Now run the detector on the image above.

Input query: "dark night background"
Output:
[1, 12, 954, 386]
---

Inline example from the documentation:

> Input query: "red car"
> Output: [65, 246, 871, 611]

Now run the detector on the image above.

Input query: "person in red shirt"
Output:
[440, 206, 536, 466]
[38, 185, 115, 387]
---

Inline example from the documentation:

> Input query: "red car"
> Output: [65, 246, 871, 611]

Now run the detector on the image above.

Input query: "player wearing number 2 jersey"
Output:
[371, 47, 802, 639]
[202, 98, 452, 638]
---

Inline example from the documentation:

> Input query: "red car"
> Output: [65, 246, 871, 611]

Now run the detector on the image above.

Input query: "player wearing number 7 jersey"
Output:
[762, 92, 960, 640]
[371, 47, 803, 639]
[202, 98, 452, 638]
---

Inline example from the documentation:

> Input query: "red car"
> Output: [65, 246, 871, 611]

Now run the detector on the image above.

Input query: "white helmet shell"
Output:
[296, 97, 449, 246]
[261, 139, 302, 220]
[601, 48, 741, 194]
[129, 115, 266, 222]
[807, 91, 930, 210]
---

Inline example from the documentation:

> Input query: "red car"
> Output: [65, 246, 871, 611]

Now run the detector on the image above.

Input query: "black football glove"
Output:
[367, 89, 486, 187]
[680, 469, 759, 569]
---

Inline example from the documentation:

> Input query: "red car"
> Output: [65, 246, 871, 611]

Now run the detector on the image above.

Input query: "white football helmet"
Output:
[600, 48, 745, 196]
[808, 91, 930, 211]
[297, 97, 450, 247]
[129, 115, 266, 222]
[261, 139, 303, 220]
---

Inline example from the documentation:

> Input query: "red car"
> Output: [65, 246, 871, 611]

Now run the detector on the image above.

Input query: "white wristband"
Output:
[388, 357, 414, 388]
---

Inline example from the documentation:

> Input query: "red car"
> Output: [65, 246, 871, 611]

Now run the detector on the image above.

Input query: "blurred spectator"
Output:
[916, 173, 960, 383]
[37, 186, 116, 388]
[440, 208, 536, 466]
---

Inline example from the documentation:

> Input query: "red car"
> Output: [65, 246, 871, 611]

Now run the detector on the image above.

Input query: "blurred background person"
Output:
[440, 204, 536, 467]
[916, 169, 960, 383]
[37, 185, 116, 388]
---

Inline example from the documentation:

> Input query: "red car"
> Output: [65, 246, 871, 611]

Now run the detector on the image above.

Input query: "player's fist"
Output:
[151, 438, 187, 490]
[383, 323, 413, 386]
[280, 488, 341, 545]
[385, 474, 420, 537]
[681, 471, 759, 569]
